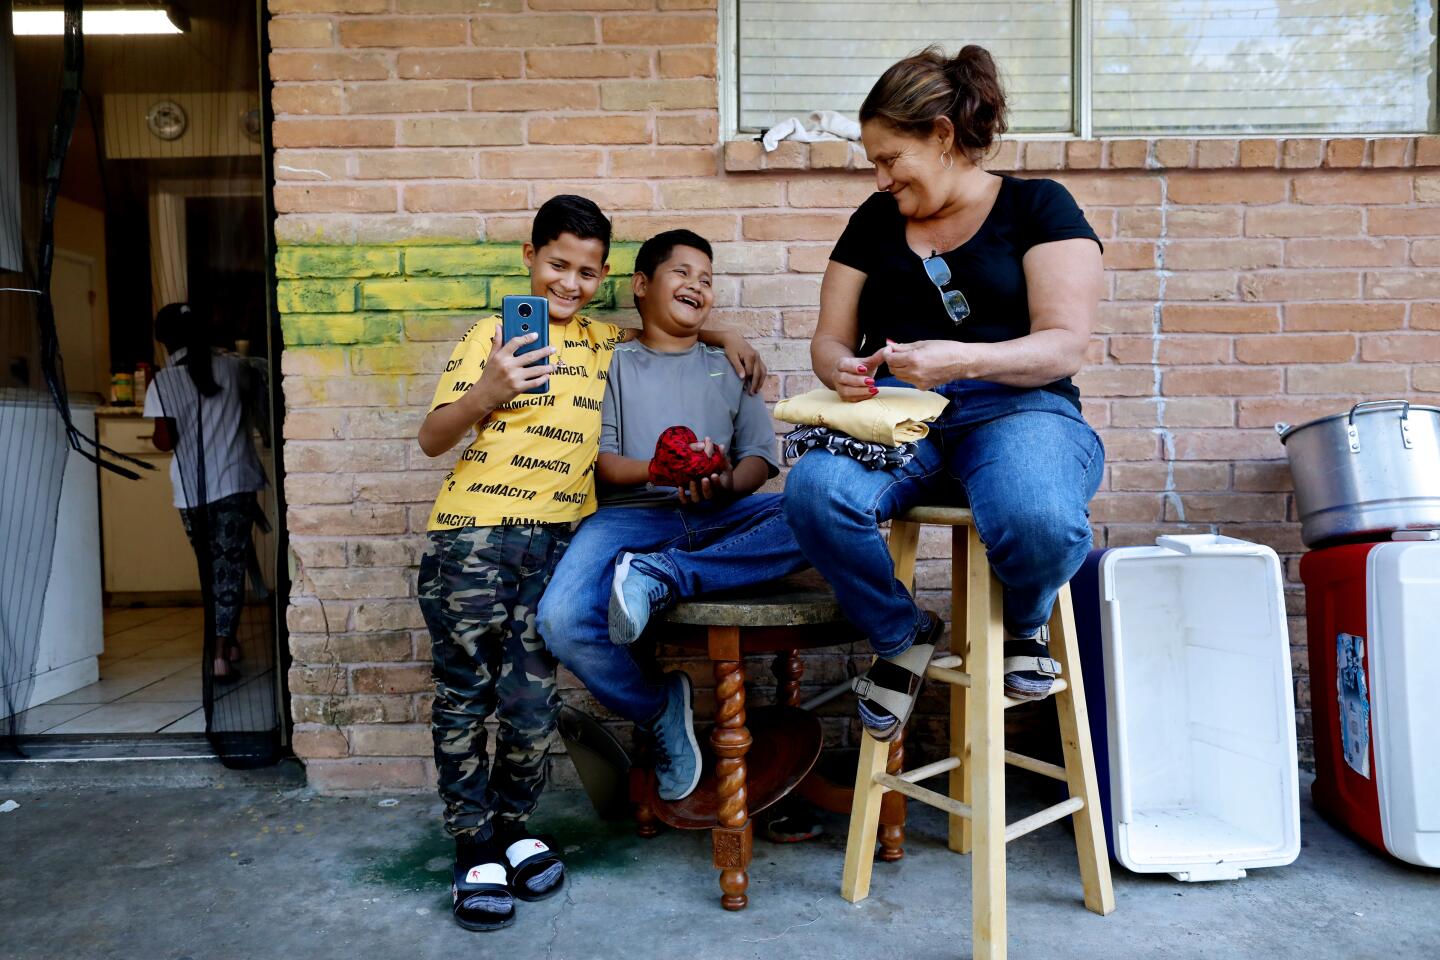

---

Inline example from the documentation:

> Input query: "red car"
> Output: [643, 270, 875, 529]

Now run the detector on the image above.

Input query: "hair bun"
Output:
[859, 43, 1009, 161]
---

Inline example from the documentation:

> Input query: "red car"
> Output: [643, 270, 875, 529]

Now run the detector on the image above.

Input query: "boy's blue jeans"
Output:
[784, 381, 1104, 658]
[537, 493, 809, 723]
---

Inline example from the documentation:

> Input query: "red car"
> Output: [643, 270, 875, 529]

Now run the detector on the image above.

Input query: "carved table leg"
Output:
[878, 726, 907, 861]
[712, 657, 752, 910]
[772, 650, 803, 707]
[630, 754, 660, 838]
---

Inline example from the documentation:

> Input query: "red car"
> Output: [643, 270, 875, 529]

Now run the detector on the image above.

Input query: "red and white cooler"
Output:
[1300, 534, 1440, 868]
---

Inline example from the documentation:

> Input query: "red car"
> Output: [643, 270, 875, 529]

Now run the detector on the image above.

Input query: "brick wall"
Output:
[267, 0, 1440, 791]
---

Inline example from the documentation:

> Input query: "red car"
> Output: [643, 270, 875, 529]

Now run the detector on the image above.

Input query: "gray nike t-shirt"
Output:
[598, 340, 779, 506]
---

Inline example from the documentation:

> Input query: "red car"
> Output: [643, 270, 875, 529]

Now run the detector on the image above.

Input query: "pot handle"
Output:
[1347, 399, 1410, 424]
[1345, 399, 1414, 452]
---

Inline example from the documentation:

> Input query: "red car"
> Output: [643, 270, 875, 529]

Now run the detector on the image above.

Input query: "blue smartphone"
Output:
[501, 295, 550, 395]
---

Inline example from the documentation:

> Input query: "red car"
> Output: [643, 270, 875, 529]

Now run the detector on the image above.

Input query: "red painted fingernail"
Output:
[864, 378, 874, 386]
[857, 365, 867, 374]
[869, 386, 878, 394]
[886, 338, 897, 344]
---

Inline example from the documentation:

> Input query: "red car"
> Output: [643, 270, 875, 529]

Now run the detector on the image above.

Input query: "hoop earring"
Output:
[940, 151, 954, 170]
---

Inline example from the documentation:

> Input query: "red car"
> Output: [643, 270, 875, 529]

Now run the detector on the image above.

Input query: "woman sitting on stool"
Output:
[783, 45, 1105, 742]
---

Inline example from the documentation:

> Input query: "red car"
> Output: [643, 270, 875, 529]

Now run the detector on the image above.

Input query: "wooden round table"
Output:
[633, 571, 907, 910]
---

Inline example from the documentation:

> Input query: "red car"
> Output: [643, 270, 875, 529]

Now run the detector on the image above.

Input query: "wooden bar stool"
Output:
[841, 505, 1115, 960]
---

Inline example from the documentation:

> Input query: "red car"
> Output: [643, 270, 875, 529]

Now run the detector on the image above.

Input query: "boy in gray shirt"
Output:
[537, 230, 809, 802]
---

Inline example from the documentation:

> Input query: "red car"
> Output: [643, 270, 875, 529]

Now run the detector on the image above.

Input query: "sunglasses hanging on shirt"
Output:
[921, 251, 971, 325]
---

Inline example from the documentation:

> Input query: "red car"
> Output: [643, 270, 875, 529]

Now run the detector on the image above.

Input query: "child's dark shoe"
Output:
[452, 835, 515, 931]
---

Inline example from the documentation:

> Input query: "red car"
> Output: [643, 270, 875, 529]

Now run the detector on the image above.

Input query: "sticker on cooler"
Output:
[1337, 633, 1372, 779]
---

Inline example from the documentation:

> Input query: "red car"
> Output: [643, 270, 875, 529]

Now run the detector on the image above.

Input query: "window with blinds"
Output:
[1092, 0, 1438, 134]
[736, 0, 1074, 133]
[729, 1, 1438, 136]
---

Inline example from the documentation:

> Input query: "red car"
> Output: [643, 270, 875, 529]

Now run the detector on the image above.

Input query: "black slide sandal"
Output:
[452, 859, 515, 931]
[503, 834, 566, 902]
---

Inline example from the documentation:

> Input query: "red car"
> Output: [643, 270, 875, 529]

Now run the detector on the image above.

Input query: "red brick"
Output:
[273, 118, 394, 148]
[1292, 173, 1412, 205]
[270, 51, 389, 81]
[1115, 208, 1161, 237]
[1105, 140, 1147, 169]
[1167, 173, 1287, 205]
[1163, 367, 1282, 396]
[1023, 140, 1065, 171]
[274, 150, 349, 182]
[345, 82, 468, 114]
[1287, 365, 1409, 394]
[1235, 334, 1355, 364]
[657, 113, 718, 145]
[1413, 240, 1440, 267]
[1165, 240, 1282, 270]
[1166, 494, 1286, 523]
[530, 115, 649, 145]
[609, 146, 717, 177]
[787, 177, 876, 209]
[659, 47, 717, 78]
[1417, 137, 1440, 167]
[305, 758, 432, 793]
[1162, 272, 1240, 301]
[788, 246, 831, 273]
[1170, 429, 1284, 460]
[1281, 139, 1323, 169]
[292, 726, 350, 760]
[1366, 270, 1440, 299]
[611, 213, 736, 242]
[397, 50, 523, 79]
[525, 48, 651, 78]
[1070, 367, 1154, 397]
[471, 14, 594, 46]
[1053, 174, 1161, 207]
[1412, 303, 1440, 329]
[1109, 336, 1230, 365]
[1103, 241, 1156, 271]
[1285, 238, 1406, 268]
[478, 148, 603, 179]
[1240, 271, 1361, 302]
[1110, 462, 1230, 492]
[658, 179, 781, 209]
[1111, 272, 1160, 301]
[529, 0, 650, 7]
[1239, 140, 1279, 168]
[270, 18, 335, 48]
[1195, 140, 1239, 169]
[272, 84, 343, 115]
[274, 184, 397, 213]
[1283, 303, 1405, 331]
[400, 117, 523, 146]
[741, 275, 823, 308]
[1153, 139, 1193, 169]
[272, 0, 388, 10]
[742, 213, 847, 241]
[1415, 368, 1440, 392]
[533, 180, 655, 211]
[1324, 139, 1366, 168]
[1065, 140, 1102, 170]
[1161, 304, 1278, 333]
[601, 15, 716, 45]
[1097, 429, 1162, 461]
[1359, 334, 1440, 363]
[339, 17, 467, 46]
[1370, 138, 1411, 168]
[1367, 208, 1440, 236]
[348, 724, 432, 757]
[354, 150, 472, 180]
[289, 506, 409, 539]
[1166, 207, 1243, 237]
[1238, 398, 1362, 429]
[403, 183, 528, 213]
[473, 81, 598, 112]
[1094, 303, 1154, 334]
[600, 78, 716, 111]
[1234, 462, 1296, 492]
[1111, 397, 1234, 428]
[1245, 206, 1362, 237]
[1090, 493, 1163, 523]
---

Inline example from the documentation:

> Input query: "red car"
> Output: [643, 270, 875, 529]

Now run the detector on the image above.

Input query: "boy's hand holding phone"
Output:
[470, 325, 555, 410]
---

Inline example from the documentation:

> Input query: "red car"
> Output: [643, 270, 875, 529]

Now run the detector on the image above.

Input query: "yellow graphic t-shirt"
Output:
[426, 314, 622, 530]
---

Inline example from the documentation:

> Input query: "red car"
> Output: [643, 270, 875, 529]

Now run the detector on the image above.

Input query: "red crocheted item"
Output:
[648, 425, 727, 487]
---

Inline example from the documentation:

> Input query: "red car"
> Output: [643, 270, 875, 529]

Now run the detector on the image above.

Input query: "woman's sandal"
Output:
[502, 833, 566, 902]
[851, 611, 943, 742]
[452, 855, 515, 931]
[1002, 624, 1063, 702]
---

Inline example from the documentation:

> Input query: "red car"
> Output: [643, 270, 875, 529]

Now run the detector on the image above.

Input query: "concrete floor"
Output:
[2, 766, 1437, 960]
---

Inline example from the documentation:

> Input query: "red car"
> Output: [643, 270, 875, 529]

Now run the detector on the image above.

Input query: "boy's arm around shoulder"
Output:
[417, 323, 556, 457]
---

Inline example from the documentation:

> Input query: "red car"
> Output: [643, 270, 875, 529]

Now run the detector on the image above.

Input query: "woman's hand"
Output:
[717, 330, 768, 395]
[832, 345, 889, 402]
[883, 340, 967, 390]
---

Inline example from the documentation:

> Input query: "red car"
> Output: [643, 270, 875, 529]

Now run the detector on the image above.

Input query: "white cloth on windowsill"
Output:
[761, 110, 862, 152]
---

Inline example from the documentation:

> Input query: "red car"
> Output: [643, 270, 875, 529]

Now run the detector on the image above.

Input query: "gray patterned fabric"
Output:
[782, 425, 917, 471]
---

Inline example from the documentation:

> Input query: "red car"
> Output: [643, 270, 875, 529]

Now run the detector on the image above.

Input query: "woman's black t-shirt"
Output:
[829, 175, 1101, 411]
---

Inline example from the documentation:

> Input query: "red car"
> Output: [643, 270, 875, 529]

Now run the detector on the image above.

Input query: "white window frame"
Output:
[721, 0, 1439, 140]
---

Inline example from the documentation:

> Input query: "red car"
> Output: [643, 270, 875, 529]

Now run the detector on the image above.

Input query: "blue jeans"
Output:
[784, 381, 1104, 657]
[537, 493, 809, 723]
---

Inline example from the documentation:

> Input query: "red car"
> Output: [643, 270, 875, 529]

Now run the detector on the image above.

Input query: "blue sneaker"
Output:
[608, 552, 671, 646]
[649, 672, 702, 801]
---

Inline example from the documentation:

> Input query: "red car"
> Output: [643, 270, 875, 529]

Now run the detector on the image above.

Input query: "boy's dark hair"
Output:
[154, 302, 220, 398]
[531, 194, 612, 261]
[634, 229, 713, 281]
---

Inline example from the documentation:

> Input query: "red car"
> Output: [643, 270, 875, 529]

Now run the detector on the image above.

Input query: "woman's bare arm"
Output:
[813, 261, 887, 401]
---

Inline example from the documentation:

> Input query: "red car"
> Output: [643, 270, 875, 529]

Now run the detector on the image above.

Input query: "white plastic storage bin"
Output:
[1083, 535, 1301, 881]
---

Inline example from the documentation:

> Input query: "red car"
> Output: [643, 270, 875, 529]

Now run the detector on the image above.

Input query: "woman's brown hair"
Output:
[858, 44, 1008, 160]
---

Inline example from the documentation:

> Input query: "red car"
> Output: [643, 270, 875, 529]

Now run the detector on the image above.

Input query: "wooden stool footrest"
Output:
[930, 654, 963, 669]
[1004, 751, 1068, 782]
[897, 755, 962, 784]
[873, 772, 973, 820]
[1004, 797, 1084, 843]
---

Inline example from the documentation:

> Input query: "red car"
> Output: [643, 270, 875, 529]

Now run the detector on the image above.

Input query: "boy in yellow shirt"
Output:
[416, 196, 762, 932]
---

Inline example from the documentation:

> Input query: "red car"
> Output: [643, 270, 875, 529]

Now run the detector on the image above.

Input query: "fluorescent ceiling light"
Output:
[12, 7, 185, 36]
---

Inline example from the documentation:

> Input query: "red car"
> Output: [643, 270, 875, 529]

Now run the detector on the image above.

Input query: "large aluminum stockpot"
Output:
[1277, 400, 1440, 547]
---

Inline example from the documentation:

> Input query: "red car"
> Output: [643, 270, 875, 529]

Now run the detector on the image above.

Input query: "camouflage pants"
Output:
[417, 523, 570, 840]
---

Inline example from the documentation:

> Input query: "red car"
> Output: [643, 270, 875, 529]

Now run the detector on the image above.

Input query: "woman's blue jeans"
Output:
[783, 381, 1104, 657]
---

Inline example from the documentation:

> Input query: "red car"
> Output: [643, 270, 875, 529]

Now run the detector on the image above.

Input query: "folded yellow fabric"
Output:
[773, 387, 950, 446]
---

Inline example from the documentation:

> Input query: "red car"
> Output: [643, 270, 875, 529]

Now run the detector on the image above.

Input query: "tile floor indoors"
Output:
[13, 607, 207, 735]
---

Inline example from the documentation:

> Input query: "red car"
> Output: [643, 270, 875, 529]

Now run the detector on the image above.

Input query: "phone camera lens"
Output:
[520, 323, 529, 332]
[517, 302, 533, 319]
